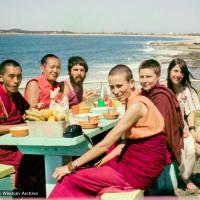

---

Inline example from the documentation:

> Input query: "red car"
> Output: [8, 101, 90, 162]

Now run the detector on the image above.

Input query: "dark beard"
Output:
[70, 75, 85, 87]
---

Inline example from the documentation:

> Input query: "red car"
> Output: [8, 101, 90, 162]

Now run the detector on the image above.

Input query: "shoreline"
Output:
[2, 32, 199, 68]
[2, 32, 200, 81]
[148, 35, 200, 68]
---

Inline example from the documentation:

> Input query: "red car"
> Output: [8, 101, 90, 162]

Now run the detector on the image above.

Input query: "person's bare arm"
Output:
[187, 111, 200, 156]
[96, 142, 125, 167]
[25, 81, 41, 108]
[187, 111, 197, 139]
[52, 102, 147, 180]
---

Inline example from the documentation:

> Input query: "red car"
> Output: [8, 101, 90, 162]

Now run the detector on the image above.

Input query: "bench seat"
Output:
[101, 189, 144, 200]
[0, 164, 15, 198]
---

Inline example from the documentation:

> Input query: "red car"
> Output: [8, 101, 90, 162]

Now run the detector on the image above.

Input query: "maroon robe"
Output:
[0, 84, 45, 197]
[141, 83, 184, 164]
[0, 83, 29, 169]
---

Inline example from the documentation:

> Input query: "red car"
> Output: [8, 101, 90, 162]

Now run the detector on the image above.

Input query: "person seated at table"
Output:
[166, 58, 200, 191]
[49, 64, 168, 199]
[24, 54, 63, 109]
[0, 59, 45, 197]
[138, 59, 184, 165]
[63, 56, 96, 108]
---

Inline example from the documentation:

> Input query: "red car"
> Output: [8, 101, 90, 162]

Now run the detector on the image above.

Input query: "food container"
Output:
[103, 111, 120, 120]
[27, 121, 66, 137]
[79, 106, 90, 114]
[9, 126, 29, 137]
[78, 120, 98, 129]
[74, 113, 100, 122]
[93, 101, 109, 107]
[91, 107, 116, 114]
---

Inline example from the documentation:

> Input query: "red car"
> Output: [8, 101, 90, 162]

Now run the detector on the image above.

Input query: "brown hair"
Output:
[68, 56, 88, 73]
[139, 59, 161, 76]
[167, 58, 196, 93]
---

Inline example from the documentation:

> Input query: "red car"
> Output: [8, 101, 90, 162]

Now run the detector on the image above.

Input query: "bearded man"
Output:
[63, 56, 95, 108]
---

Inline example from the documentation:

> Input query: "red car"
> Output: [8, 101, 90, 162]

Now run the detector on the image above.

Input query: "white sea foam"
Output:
[143, 46, 155, 52]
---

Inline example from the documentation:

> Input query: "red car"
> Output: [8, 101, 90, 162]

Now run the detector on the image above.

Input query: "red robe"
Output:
[141, 83, 184, 164]
[49, 91, 168, 199]
[63, 79, 83, 108]
[0, 83, 29, 169]
[24, 74, 63, 108]
[0, 84, 45, 197]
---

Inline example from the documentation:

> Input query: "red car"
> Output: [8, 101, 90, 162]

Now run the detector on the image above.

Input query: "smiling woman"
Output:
[167, 58, 200, 191]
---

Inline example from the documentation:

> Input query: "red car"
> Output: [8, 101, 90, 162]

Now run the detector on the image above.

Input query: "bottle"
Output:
[105, 94, 113, 107]
[59, 95, 69, 121]
[97, 83, 105, 107]
[100, 83, 105, 100]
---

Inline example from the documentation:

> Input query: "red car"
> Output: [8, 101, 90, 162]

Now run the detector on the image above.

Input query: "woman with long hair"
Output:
[167, 58, 200, 191]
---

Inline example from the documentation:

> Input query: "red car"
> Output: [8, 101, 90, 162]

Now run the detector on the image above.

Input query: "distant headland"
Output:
[0, 29, 200, 37]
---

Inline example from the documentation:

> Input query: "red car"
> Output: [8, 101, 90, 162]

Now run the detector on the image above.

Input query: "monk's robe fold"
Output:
[141, 83, 184, 164]
[0, 83, 45, 197]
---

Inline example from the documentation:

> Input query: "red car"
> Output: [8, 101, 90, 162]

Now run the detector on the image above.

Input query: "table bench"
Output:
[0, 164, 15, 198]
[101, 189, 144, 200]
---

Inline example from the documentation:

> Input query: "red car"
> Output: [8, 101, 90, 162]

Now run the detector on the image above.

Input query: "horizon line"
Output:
[0, 28, 200, 36]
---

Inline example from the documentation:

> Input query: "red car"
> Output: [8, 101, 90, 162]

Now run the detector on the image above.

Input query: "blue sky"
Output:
[0, 0, 199, 33]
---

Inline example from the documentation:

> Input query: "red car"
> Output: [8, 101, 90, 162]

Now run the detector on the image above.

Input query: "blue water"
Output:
[0, 34, 183, 84]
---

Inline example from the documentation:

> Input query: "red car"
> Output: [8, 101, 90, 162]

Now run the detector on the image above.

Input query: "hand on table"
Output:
[52, 165, 71, 181]
[30, 102, 46, 110]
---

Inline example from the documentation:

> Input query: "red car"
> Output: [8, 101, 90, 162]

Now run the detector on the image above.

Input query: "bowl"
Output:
[74, 113, 100, 122]
[103, 111, 120, 119]
[78, 120, 98, 129]
[9, 126, 29, 137]
[79, 106, 90, 114]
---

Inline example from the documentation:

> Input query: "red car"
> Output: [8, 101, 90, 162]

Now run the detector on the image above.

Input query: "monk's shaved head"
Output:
[108, 64, 133, 81]
[0, 59, 22, 75]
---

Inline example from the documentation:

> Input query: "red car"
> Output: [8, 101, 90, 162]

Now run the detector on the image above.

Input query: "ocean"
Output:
[0, 34, 187, 87]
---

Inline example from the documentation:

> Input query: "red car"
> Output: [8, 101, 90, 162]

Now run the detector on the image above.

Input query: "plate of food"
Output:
[74, 113, 100, 122]
[103, 111, 120, 120]
[78, 120, 99, 129]
[90, 107, 116, 114]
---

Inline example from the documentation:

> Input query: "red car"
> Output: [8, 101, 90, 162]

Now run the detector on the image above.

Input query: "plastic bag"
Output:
[49, 88, 69, 120]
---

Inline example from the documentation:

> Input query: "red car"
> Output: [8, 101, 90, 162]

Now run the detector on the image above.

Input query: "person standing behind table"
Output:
[63, 56, 96, 108]
[139, 59, 184, 165]
[24, 54, 63, 109]
[49, 64, 168, 199]
[0, 59, 45, 197]
[166, 58, 200, 191]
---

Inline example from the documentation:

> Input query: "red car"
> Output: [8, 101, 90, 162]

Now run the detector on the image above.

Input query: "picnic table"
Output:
[0, 118, 119, 197]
